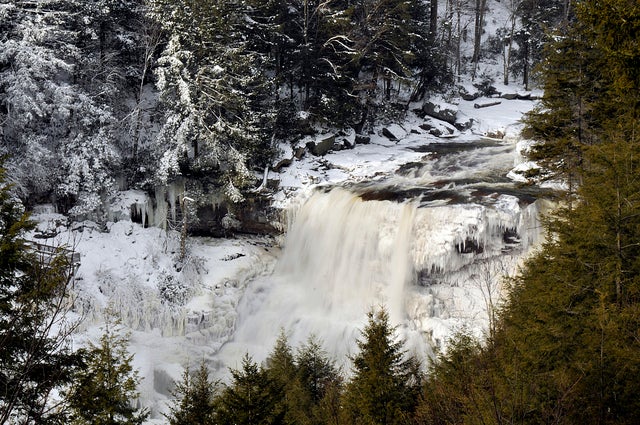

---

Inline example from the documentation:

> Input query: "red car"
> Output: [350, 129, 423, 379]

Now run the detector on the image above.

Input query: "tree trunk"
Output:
[471, 0, 487, 80]
[429, 0, 438, 41]
[522, 37, 530, 90]
[503, 10, 516, 85]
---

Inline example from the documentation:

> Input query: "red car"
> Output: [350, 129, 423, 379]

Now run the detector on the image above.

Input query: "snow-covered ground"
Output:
[29, 90, 550, 421]
[273, 94, 543, 197]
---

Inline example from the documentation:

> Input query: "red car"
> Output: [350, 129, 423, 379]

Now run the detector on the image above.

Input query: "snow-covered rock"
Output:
[306, 134, 336, 156]
[422, 99, 459, 124]
[381, 124, 408, 141]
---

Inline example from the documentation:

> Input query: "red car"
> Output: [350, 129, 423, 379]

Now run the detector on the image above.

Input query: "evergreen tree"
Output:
[512, 0, 567, 89]
[165, 360, 216, 425]
[294, 336, 342, 425]
[214, 354, 280, 425]
[66, 318, 149, 425]
[343, 308, 422, 425]
[0, 163, 81, 424]
[263, 331, 296, 424]
[524, 0, 640, 193]
[149, 0, 276, 205]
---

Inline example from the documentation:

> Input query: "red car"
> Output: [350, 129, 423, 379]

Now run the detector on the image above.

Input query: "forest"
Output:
[1, 0, 640, 424]
[1, 0, 564, 221]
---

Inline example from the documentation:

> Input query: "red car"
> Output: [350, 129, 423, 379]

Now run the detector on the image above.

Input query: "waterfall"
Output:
[214, 180, 545, 370]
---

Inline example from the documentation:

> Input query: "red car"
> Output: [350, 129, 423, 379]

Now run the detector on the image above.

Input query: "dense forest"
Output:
[1, 0, 640, 424]
[1, 0, 565, 222]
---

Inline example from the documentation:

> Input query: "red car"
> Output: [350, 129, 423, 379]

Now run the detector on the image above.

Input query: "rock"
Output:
[412, 107, 427, 118]
[486, 130, 505, 139]
[306, 135, 335, 156]
[500, 92, 534, 100]
[429, 128, 443, 137]
[461, 92, 480, 101]
[293, 147, 305, 160]
[420, 119, 457, 138]
[273, 157, 292, 172]
[341, 138, 355, 149]
[382, 127, 397, 140]
[422, 100, 458, 124]
[355, 134, 371, 145]
[454, 118, 474, 131]
[419, 122, 434, 131]
[381, 124, 407, 141]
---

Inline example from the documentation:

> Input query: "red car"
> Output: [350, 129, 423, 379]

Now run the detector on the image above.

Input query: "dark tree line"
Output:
[418, 1, 640, 424]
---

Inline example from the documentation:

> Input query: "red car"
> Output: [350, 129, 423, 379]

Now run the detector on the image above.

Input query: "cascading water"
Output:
[212, 138, 549, 372]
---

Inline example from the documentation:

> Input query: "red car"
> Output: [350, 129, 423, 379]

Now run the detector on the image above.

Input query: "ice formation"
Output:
[212, 138, 548, 372]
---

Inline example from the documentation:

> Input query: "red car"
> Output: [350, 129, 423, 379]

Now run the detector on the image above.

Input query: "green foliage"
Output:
[66, 318, 149, 425]
[289, 336, 342, 425]
[524, 0, 640, 191]
[343, 308, 422, 425]
[418, 3, 640, 416]
[165, 361, 216, 425]
[0, 162, 81, 424]
[214, 354, 280, 425]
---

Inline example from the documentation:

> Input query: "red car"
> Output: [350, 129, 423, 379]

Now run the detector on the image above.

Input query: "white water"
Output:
[212, 139, 547, 372]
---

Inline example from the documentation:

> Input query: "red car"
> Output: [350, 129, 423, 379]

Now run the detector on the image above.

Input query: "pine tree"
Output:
[418, 3, 640, 424]
[263, 331, 296, 424]
[165, 360, 216, 425]
[524, 0, 640, 193]
[214, 354, 280, 425]
[66, 317, 149, 425]
[292, 336, 342, 425]
[343, 308, 422, 425]
[0, 163, 81, 424]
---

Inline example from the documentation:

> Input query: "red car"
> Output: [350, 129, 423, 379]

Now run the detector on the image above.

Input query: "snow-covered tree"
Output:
[149, 0, 276, 204]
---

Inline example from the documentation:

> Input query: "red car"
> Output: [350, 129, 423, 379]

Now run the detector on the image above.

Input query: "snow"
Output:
[30, 89, 547, 422]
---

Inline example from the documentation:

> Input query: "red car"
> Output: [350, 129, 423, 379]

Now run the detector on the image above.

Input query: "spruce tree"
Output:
[0, 163, 81, 424]
[290, 336, 342, 425]
[263, 331, 296, 424]
[343, 308, 422, 425]
[165, 361, 216, 425]
[66, 318, 149, 425]
[214, 354, 280, 425]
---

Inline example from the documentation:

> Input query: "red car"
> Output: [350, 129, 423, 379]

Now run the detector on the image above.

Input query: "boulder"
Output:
[306, 135, 335, 156]
[501, 93, 518, 100]
[355, 134, 371, 145]
[454, 117, 474, 131]
[422, 100, 458, 124]
[341, 138, 355, 149]
[420, 119, 457, 138]
[381, 124, 407, 141]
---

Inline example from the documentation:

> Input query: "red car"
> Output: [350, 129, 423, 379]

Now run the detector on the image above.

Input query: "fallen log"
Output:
[474, 101, 502, 109]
